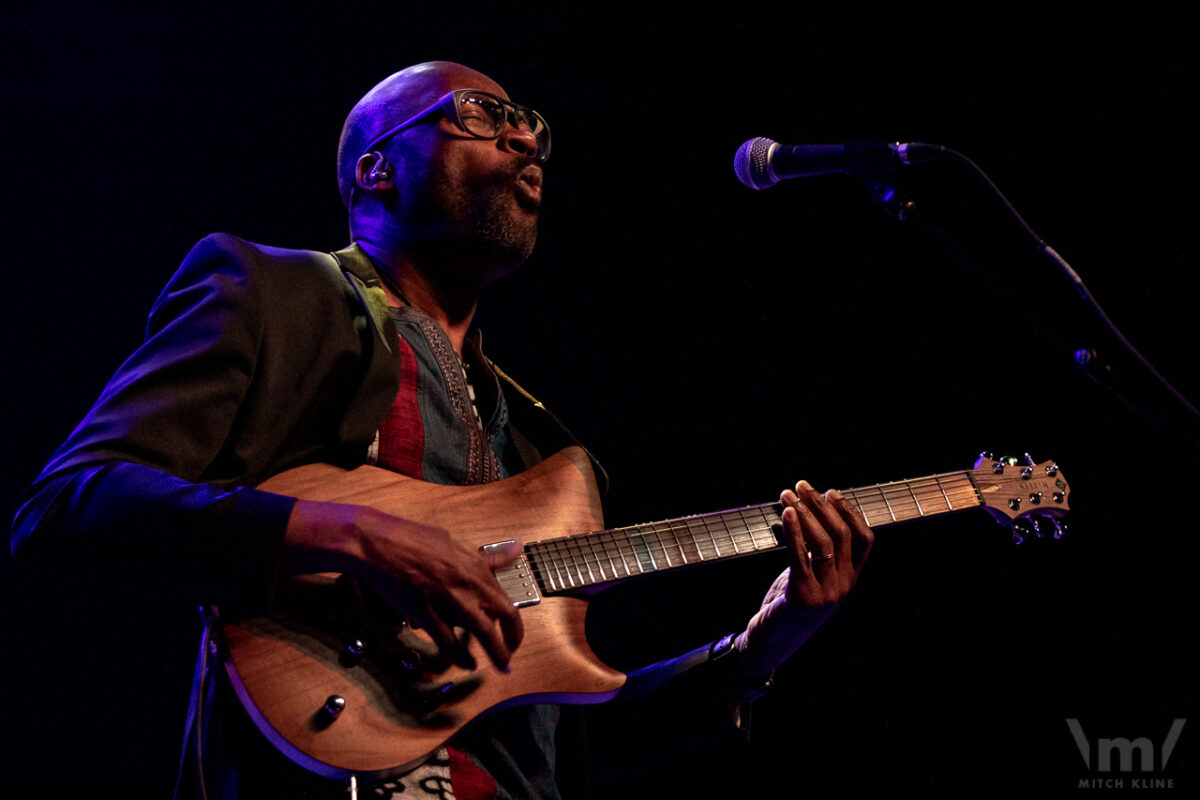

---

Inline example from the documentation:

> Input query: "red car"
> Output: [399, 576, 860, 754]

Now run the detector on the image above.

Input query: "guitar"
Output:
[219, 447, 1070, 780]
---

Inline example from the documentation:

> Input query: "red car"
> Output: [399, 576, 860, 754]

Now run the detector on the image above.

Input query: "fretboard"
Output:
[524, 470, 982, 593]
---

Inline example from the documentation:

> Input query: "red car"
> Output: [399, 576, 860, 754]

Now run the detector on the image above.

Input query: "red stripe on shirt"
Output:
[376, 334, 425, 479]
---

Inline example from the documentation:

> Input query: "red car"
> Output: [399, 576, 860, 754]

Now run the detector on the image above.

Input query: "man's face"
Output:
[383, 65, 543, 287]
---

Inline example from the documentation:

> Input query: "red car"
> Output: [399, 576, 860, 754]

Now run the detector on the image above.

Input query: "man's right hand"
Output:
[282, 499, 525, 671]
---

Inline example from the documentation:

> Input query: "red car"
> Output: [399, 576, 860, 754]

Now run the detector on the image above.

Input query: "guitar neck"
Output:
[524, 470, 982, 593]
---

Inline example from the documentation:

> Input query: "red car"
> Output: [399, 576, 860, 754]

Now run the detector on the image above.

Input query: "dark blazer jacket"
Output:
[11, 233, 597, 615]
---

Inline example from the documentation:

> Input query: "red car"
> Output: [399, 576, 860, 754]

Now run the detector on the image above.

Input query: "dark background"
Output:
[3, 4, 1196, 796]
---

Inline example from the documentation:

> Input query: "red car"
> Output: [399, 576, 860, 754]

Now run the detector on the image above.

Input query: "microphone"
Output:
[734, 137, 945, 190]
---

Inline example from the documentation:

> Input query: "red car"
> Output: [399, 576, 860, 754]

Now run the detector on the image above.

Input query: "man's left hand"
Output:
[735, 480, 874, 679]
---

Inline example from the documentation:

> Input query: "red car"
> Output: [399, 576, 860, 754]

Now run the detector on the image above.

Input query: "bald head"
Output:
[337, 61, 506, 208]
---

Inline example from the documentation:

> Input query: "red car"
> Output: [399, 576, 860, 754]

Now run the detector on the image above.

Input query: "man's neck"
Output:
[358, 241, 479, 355]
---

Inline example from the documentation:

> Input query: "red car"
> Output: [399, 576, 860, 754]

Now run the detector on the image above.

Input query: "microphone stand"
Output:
[861, 149, 1200, 463]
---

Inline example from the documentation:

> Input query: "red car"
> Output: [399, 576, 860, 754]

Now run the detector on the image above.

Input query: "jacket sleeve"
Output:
[10, 235, 299, 616]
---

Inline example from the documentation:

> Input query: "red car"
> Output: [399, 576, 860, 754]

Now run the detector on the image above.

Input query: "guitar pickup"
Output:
[482, 540, 541, 608]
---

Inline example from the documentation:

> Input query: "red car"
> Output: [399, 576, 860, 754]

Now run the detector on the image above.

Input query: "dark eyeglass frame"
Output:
[363, 89, 551, 164]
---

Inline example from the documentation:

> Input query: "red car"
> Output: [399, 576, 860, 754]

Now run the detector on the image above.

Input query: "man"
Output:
[11, 61, 873, 798]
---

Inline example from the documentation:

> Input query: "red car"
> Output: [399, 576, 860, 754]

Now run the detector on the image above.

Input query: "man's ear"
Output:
[356, 151, 395, 192]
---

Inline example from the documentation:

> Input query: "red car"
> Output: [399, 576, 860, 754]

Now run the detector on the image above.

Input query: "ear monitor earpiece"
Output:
[367, 161, 392, 182]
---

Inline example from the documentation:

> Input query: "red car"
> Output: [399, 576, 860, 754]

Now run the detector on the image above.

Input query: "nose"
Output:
[499, 123, 539, 160]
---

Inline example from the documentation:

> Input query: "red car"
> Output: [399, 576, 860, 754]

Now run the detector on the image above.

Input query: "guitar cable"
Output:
[174, 607, 218, 800]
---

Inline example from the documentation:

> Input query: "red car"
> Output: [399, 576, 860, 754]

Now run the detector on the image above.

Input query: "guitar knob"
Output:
[1028, 492, 1043, 505]
[1053, 491, 1065, 504]
[419, 681, 457, 712]
[1046, 463, 1059, 476]
[1009, 497, 1021, 510]
[315, 695, 347, 728]
[339, 638, 367, 667]
[1021, 467, 1034, 479]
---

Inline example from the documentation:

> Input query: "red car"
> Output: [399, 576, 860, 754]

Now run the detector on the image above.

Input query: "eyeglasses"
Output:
[364, 89, 551, 164]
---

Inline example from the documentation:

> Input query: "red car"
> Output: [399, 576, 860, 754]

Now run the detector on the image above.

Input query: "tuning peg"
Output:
[1011, 519, 1034, 545]
[1051, 518, 1068, 539]
[1023, 453, 1036, 466]
[978, 450, 995, 462]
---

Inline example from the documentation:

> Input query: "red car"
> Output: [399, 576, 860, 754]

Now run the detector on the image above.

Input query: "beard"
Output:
[398, 152, 539, 288]
[455, 170, 539, 271]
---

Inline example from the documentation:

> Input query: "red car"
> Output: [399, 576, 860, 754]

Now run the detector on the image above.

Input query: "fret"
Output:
[584, 533, 609, 581]
[547, 539, 572, 590]
[539, 541, 567, 592]
[933, 474, 954, 509]
[878, 487, 898, 523]
[714, 516, 741, 556]
[702, 515, 740, 555]
[597, 531, 631, 579]
[532, 542, 553, 592]
[746, 508, 781, 549]
[578, 538, 598, 584]
[851, 492, 869, 525]
[894, 483, 923, 521]
[562, 537, 587, 587]
[879, 483, 919, 521]
[680, 520, 707, 563]
[547, 544, 564, 594]
[705, 517, 723, 559]
[648, 524, 672, 569]
[589, 534, 611, 582]
[912, 478, 952, 515]
[905, 480, 925, 517]
[597, 534, 624, 578]
[613, 531, 635, 577]
[939, 473, 979, 510]
[726, 516, 743, 554]
[630, 529, 658, 573]
[661, 521, 687, 566]
[849, 487, 896, 527]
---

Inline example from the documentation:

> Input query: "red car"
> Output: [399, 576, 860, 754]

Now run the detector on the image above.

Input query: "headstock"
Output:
[970, 452, 1071, 544]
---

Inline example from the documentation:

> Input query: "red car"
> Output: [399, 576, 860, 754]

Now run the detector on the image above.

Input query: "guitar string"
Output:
[520, 470, 1045, 593]
[527, 479, 975, 591]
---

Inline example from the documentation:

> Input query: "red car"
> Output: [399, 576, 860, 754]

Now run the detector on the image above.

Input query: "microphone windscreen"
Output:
[734, 137, 777, 190]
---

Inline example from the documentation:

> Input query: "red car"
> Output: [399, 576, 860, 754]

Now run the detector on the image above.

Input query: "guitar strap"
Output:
[331, 241, 608, 495]
[490, 359, 610, 496]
